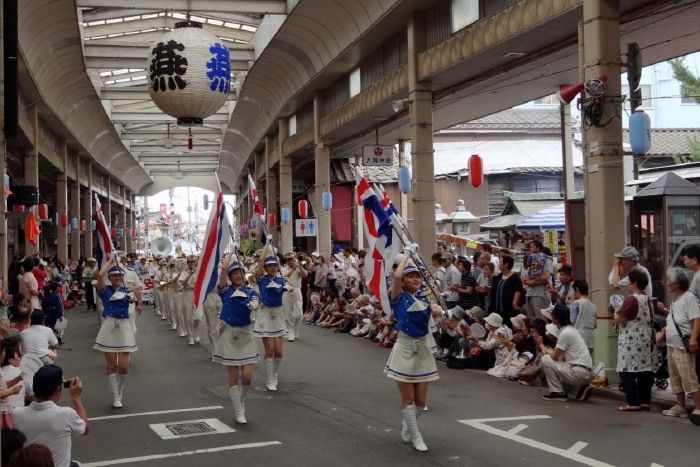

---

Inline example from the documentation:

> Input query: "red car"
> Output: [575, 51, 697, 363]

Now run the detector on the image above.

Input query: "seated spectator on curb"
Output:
[435, 306, 466, 360]
[534, 303, 594, 402]
[10, 308, 31, 333]
[571, 280, 596, 356]
[2, 345, 33, 410]
[20, 312, 59, 365]
[11, 364, 89, 467]
[446, 312, 510, 370]
[488, 314, 536, 379]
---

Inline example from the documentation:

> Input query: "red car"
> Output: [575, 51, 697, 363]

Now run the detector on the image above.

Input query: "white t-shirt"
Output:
[690, 269, 700, 300]
[555, 326, 592, 368]
[608, 264, 653, 297]
[12, 400, 86, 467]
[1, 364, 31, 408]
[20, 325, 58, 357]
[666, 291, 700, 350]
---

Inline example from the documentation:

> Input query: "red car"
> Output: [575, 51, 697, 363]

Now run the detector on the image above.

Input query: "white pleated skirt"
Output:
[253, 305, 287, 338]
[384, 332, 439, 383]
[212, 324, 259, 366]
[94, 316, 138, 353]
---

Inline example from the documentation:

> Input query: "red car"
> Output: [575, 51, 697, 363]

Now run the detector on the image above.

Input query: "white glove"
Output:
[266, 234, 273, 242]
[247, 302, 256, 311]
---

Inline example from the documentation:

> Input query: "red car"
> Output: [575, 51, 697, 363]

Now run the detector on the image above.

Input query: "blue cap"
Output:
[227, 262, 244, 275]
[264, 256, 279, 266]
[108, 266, 125, 276]
[403, 263, 420, 276]
[33, 364, 63, 398]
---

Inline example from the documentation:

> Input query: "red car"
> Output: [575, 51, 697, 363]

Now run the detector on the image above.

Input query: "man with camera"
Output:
[12, 364, 89, 467]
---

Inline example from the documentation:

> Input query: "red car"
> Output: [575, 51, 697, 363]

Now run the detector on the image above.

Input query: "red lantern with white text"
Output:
[60, 212, 68, 228]
[298, 200, 308, 218]
[268, 213, 276, 227]
[111, 227, 117, 237]
[38, 204, 49, 220]
[468, 154, 483, 188]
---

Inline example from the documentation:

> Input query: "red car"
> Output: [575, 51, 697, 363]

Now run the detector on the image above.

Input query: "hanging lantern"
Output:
[298, 200, 308, 218]
[322, 192, 333, 212]
[70, 218, 79, 230]
[147, 21, 231, 126]
[247, 219, 252, 229]
[38, 203, 49, 220]
[111, 227, 117, 237]
[60, 212, 68, 228]
[268, 213, 276, 227]
[468, 154, 483, 188]
[132, 228, 137, 238]
[91, 220, 97, 231]
[80, 219, 86, 232]
[118, 228, 124, 237]
[281, 207, 291, 225]
[251, 218, 257, 229]
[629, 110, 651, 155]
[398, 167, 411, 193]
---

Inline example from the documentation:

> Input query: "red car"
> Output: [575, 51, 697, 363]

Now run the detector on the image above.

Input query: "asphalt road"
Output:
[53, 305, 697, 467]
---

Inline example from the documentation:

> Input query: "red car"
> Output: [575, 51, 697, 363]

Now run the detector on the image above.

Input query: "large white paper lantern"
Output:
[148, 21, 231, 125]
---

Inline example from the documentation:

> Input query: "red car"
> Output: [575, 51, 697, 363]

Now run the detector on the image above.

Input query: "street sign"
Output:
[545, 229, 557, 252]
[362, 145, 393, 166]
[295, 218, 318, 237]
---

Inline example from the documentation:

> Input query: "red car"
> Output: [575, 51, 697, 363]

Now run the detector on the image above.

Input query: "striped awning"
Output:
[516, 203, 566, 231]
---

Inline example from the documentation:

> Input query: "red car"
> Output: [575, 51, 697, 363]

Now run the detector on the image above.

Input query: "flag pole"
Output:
[369, 184, 445, 308]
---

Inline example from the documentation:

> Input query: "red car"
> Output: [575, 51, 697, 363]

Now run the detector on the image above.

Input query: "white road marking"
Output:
[507, 424, 529, 435]
[650, 464, 665, 467]
[149, 418, 234, 440]
[81, 441, 282, 466]
[459, 415, 615, 467]
[568, 441, 588, 454]
[89, 406, 224, 421]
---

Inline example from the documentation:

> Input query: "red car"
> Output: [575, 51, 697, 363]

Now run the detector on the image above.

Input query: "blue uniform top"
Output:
[98, 286, 130, 319]
[257, 275, 285, 308]
[219, 285, 258, 327]
[391, 288, 433, 338]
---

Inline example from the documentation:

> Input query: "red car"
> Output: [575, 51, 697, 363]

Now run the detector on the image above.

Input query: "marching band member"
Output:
[203, 290, 222, 357]
[165, 260, 179, 331]
[172, 259, 187, 338]
[385, 255, 444, 452]
[93, 255, 138, 409]
[153, 256, 170, 324]
[181, 255, 201, 345]
[213, 254, 260, 424]
[254, 243, 286, 391]
[281, 253, 307, 342]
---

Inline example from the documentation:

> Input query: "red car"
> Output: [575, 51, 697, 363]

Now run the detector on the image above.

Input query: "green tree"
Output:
[670, 58, 700, 104]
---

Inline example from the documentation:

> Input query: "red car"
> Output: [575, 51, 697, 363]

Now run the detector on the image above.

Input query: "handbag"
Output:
[669, 303, 696, 353]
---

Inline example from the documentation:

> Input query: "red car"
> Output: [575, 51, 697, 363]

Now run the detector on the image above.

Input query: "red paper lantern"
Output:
[111, 226, 117, 237]
[298, 200, 308, 218]
[468, 154, 483, 188]
[60, 212, 68, 228]
[132, 228, 137, 238]
[38, 203, 49, 220]
[268, 213, 276, 227]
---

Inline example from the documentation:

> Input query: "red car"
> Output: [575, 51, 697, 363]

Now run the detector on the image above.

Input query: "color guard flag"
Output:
[248, 174, 268, 245]
[355, 168, 398, 313]
[24, 208, 41, 247]
[94, 193, 114, 267]
[193, 192, 230, 310]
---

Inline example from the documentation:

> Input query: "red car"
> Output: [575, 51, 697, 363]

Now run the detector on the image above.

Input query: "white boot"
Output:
[272, 357, 282, 387]
[240, 385, 250, 412]
[229, 386, 247, 424]
[293, 318, 302, 341]
[117, 373, 127, 406]
[265, 359, 277, 391]
[401, 404, 424, 443]
[287, 329, 295, 342]
[108, 374, 122, 409]
[401, 405, 427, 452]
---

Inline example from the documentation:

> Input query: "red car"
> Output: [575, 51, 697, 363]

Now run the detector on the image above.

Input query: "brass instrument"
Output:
[297, 252, 308, 266]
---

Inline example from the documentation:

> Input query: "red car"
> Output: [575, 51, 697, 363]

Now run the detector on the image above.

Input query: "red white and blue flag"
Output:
[94, 193, 114, 267]
[248, 174, 268, 245]
[193, 192, 230, 310]
[356, 168, 399, 312]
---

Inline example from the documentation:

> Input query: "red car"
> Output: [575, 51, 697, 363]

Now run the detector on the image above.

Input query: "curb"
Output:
[592, 386, 674, 411]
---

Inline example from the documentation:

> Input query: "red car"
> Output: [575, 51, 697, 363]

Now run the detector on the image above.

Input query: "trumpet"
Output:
[245, 273, 256, 287]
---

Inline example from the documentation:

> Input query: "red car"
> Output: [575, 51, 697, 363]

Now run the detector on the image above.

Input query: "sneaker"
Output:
[492, 367, 507, 378]
[662, 405, 688, 418]
[575, 385, 594, 401]
[542, 392, 568, 401]
[519, 380, 533, 386]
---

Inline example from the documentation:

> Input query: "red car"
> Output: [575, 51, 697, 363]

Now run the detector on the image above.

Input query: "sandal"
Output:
[640, 404, 651, 411]
[618, 405, 642, 412]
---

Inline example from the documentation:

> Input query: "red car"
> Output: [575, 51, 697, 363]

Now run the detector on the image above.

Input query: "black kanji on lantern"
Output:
[150, 40, 188, 92]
